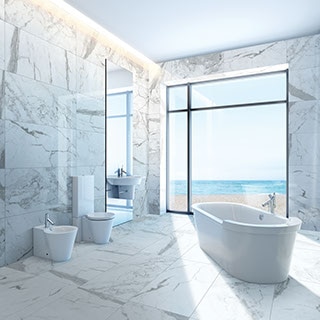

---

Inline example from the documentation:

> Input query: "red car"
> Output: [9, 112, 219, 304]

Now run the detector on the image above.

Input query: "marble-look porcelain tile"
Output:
[141, 232, 197, 259]
[77, 58, 105, 97]
[37, 248, 130, 286]
[8, 255, 53, 275]
[76, 130, 105, 167]
[5, 121, 76, 168]
[76, 30, 110, 68]
[81, 252, 177, 302]
[5, 167, 70, 216]
[289, 166, 320, 201]
[0, 70, 4, 119]
[5, 23, 76, 91]
[131, 259, 221, 317]
[289, 68, 320, 101]
[0, 217, 5, 266]
[107, 301, 189, 320]
[287, 34, 320, 69]
[0, 19, 4, 70]
[0, 267, 75, 319]
[289, 133, 320, 166]
[297, 230, 320, 246]
[289, 100, 320, 134]
[182, 244, 217, 265]
[5, 0, 77, 53]
[223, 41, 287, 72]
[5, 72, 76, 128]
[0, 0, 4, 20]
[271, 277, 320, 320]
[0, 120, 4, 168]
[23, 287, 121, 320]
[289, 247, 320, 284]
[76, 93, 105, 133]
[0, 170, 4, 219]
[191, 271, 275, 320]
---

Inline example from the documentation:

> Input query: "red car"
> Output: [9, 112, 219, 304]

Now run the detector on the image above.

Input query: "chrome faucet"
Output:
[45, 213, 54, 228]
[115, 166, 127, 177]
[262, 193, 276, 214]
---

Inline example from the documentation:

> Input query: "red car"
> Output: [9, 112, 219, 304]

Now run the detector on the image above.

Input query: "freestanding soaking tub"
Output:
[192, 202, 301, 284]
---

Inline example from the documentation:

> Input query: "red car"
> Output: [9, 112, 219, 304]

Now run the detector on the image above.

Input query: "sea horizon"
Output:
[170, 179, 286, 195]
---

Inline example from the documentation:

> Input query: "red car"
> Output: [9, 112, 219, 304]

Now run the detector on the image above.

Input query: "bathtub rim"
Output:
[192, 201, 302, 235]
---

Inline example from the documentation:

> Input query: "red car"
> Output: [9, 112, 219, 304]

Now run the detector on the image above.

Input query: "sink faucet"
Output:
[115, 166, 127, 177]
[45, 213, 54, 228]
[262, 193, 276, 214]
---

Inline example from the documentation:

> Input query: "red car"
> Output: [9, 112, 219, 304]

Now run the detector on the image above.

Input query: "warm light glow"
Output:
[34, 0, 159, 71]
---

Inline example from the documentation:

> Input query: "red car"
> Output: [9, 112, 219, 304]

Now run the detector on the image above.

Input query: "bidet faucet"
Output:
[262, 193, 276, 214]
[45, 213, 54, 228]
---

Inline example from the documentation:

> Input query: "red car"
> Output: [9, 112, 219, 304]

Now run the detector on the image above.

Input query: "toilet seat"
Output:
[86, 212, 115, 221]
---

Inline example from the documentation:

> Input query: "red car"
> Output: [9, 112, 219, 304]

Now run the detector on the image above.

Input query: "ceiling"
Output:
[64, 0, 320, 63]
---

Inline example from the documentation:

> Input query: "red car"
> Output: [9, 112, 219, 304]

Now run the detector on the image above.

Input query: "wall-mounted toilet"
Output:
[72, 175, 114, 244]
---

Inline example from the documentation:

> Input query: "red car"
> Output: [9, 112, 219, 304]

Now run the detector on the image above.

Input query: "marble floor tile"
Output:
[106, 302, 189, 320]
[1, 214, 320, 320]
[80, 252, 177, 303]
[290, 247, 320, 284]
[131, 258, 221, 317]
[22, 287, 122, 320]
[271, 277, 320, 320]
[191, 271, 275, 320]
[0, 267, 75, 319]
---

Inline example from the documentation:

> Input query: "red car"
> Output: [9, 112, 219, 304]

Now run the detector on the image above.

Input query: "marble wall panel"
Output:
[77, 58, 104, 98]
[0, 169, 4, 218]
[289, 133, 320, 166]
[76, 93, 105, 133]
[5, 167, 67, 217]
[290, 166, 320, 201]
[287, 34, 320, 70]
[0, 70, 4, 119]
[5, 211, 43, 264]
[0, 119, 4, 168]
[4, 0, 77, 54]
[289, 101, 320, 134]
[5, 72, 76, 128]
[5, 121, 76, 168]
[289, 68, 320, 102]
[222, 41, 287, 72]
[0, 19, 4, 70]
[0, 0, 4, 20]
[5, 22, 76, 91]
[0, 217, 4, 266]
[76, 130, 105, 167]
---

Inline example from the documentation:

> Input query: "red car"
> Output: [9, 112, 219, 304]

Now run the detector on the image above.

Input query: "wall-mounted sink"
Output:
[107, 175, 142, 186]
[106, 175, 142, 200]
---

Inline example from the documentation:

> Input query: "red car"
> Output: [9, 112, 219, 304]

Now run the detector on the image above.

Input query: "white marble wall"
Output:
[0, 0, 151, 266]
[154, 34, 320, 230]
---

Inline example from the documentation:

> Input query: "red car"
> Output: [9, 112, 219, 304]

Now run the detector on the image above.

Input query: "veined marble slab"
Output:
[0, 19, 4, 70]
[0, 267, 75, 319]
[5, 0, 77, 53]
[0, 217, 5, 266]
[5, 22, 76, 91]
[0, 119, 4, 168]
[5, 72, 76, 128]
[0, 0, 4, 20]
[5, 121, 76, 168]
[191, 271, 275, 320]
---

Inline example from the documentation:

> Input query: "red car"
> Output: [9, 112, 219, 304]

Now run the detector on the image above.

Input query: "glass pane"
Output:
[192, 104, 287, 216]
[192, 72, 287, 108]
[168, 112, 188, 211]
[168, 86, 188, 111]
[107, 118, 127, 175]
[107, 93, 127, 116]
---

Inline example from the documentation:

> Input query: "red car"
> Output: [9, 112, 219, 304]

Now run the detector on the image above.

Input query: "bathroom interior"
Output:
[0, 0, 320, 319]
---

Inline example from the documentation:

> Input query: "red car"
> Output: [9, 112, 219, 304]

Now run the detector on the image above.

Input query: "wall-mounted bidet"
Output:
[72, 175, 115, 244]
[33, 214, 78, 262]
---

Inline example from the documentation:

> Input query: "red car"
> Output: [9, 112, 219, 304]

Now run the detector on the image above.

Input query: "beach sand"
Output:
[170, 194, 286, 217]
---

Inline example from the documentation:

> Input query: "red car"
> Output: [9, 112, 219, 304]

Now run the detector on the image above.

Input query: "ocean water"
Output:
[171, 180, 286, 195]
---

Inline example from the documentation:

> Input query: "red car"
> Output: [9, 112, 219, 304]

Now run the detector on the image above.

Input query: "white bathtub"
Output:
[192, 202, 301, 284]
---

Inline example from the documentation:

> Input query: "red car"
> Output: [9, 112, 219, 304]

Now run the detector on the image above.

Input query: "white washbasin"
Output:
[107, 175, 142, 186]
[44, 225, 78, 262]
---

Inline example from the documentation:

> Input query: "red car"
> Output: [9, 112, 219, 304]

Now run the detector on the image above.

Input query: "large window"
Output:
[167, 71, 288, 216]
